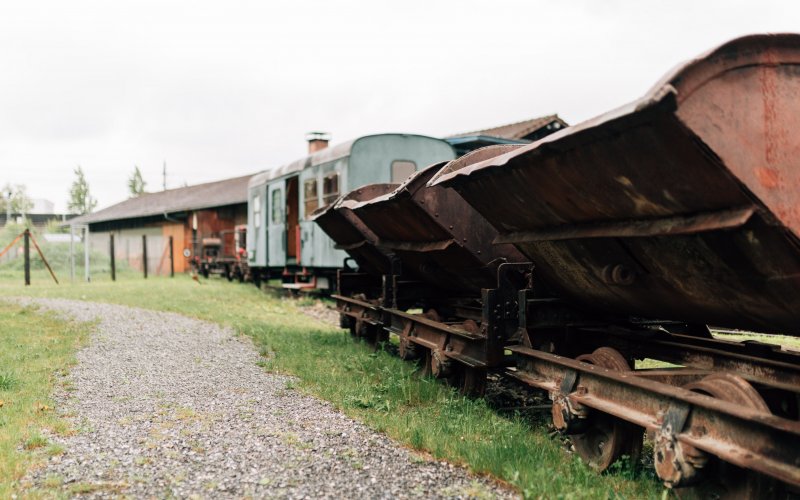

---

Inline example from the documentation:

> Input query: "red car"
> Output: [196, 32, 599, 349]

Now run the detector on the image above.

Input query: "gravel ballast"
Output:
[14, 298, 517, 499]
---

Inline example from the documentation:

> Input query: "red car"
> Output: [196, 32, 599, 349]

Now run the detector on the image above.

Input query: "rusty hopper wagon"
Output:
[315, 34, 800, 497]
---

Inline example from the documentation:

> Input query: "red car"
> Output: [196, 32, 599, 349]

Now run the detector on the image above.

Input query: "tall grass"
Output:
[0, 302, 88, 497]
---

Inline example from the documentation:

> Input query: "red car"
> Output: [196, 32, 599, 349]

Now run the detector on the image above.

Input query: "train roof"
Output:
[248, 133, 447, 189]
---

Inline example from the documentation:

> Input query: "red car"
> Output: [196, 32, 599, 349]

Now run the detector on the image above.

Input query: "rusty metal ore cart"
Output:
[320, 34, 800, 496]
[431, 34, 800, 496]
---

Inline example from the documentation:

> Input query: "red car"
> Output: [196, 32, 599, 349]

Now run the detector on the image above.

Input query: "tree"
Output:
[128, 166, 147, 197]
[68, 166, 97, 214]
[0, 183, 33, 215]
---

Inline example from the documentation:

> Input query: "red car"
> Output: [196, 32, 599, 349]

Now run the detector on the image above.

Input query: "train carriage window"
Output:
[322, 172, 339, 207]
[304, 178, 319, 218]
[391, 160, 416, 183]
[271, 189, 283, 223]
[253, 194, 261, 228]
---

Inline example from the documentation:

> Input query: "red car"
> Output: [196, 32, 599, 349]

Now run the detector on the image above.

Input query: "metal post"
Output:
[84, 226, 90, 282]
[110, 234, 116, 282]
[142, 235, 148, 279]
[23, 229, 30, 285]
[169, 236, 174, 277]
[69, 225, 75, 282]
[4, 190, 10, 227]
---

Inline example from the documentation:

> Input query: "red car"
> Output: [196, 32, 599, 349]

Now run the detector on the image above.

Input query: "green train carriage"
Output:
[246, 133, 455, 289]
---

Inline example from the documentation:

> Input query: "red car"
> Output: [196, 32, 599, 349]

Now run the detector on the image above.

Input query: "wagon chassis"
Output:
[334, 264, 800, 495]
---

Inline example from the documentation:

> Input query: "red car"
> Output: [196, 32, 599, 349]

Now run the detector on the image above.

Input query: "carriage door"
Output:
[285, 176, 300, 264]
[267, 183, 286, 267]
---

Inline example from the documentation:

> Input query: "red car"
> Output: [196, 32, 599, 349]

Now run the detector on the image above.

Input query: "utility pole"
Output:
[5, 189, 11, 226]
[163, 161, 167, 191]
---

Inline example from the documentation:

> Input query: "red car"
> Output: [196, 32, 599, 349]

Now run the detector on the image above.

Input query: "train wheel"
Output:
[570, 347, 643, 472]
[674, 373, 779, 498]
[442, 320, 486, 397]
[225, 265, 233, 282]
[363, 325, 388, 351]
[447, 366, 487, 398]
[418, 348, 433, 378]
[422, 309, 441, 322]
[398, 334, 419, 360]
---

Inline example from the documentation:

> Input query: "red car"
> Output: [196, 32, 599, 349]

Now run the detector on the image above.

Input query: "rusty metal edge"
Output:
[493, 206, 756, 244]
[430, 33, 800, 191]
[509, 345, 800, 486]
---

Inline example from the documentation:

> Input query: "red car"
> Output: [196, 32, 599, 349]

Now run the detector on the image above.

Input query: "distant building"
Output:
[445, 114, 568, 156]
[67, 175, 252, 275]
[0, 212, 76, 228]
[30, 198, 54, 214]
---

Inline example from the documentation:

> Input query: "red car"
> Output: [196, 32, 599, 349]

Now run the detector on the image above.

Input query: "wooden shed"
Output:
[68, 175, 251, 275]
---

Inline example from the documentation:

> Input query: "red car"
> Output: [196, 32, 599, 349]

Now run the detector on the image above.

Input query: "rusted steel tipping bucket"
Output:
[347, 149, 526, 294]
[432, 34, 800, 334]
[311, 183, 398, 277]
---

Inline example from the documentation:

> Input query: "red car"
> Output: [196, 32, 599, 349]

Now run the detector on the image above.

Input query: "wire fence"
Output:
[0, 223, 178, 284]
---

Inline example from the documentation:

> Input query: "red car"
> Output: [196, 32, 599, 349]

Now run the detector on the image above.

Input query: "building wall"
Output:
[86, 203, 247, 276]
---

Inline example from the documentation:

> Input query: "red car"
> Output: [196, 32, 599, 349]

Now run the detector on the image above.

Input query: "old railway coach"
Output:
[247, 133, 455, 289]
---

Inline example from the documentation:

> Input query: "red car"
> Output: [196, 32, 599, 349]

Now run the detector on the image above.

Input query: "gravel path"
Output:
[13, 298, 516, 499]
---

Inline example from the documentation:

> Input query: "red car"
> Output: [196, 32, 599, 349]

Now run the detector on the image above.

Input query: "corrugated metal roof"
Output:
[69, 174, 253, 225]
[447, 114, 567, 141]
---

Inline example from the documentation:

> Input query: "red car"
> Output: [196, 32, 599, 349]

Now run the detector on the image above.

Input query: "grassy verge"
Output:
[0, 301, 89, 497]
[0, 275, 667, 498]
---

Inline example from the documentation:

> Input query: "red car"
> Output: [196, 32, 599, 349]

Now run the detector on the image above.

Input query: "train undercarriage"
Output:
[334, 264, 800, 497]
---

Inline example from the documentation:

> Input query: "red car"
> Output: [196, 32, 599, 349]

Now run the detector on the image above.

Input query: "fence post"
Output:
[23, 229, 30, 286]
[169, 236, 174, 277]
[84, 225, 90, 282]
[142, 235, 148, 279]
[110, 234, 116, 281]
[69, 225, 75, 282]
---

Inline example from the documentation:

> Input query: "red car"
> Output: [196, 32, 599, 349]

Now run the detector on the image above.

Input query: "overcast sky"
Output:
[0, 0, 797, 211]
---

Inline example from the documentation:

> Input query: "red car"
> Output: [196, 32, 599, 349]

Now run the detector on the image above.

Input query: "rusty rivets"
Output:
[602, 264, 636, 286]
[653, 437, 707, 488]
[431, 349, 453, 378]
[551, 396, 589, 434]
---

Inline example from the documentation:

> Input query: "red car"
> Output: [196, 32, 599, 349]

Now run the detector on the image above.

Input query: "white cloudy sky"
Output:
[0, 0, 796, 211]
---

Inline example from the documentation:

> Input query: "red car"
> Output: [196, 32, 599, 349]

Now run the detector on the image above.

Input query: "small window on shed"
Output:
[304, 178, 319, 218]
[391, 160, 416, 183]
[322, 172, 340, 207]
[253, 194, 261, 229]
[271, 189, 283, 224]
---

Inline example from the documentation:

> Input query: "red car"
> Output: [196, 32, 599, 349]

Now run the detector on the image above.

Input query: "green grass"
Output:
[713, 330, 800, 350]
[0, 300, 89, 497]
[0, 275, 670, 498]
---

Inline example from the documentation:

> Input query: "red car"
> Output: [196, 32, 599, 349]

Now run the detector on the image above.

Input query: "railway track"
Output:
[312, 34, 800, 497]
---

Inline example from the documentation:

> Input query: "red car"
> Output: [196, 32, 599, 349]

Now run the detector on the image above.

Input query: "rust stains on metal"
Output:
[434, 34, 800, 335]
